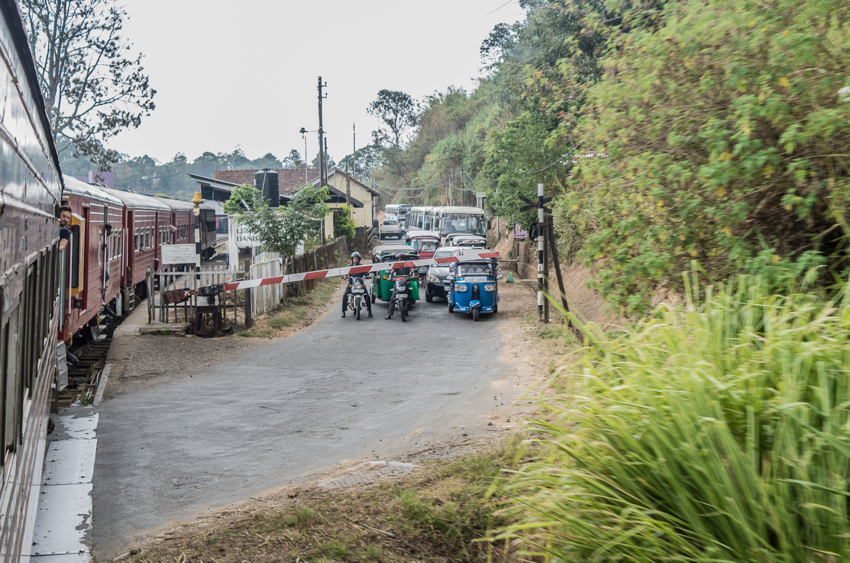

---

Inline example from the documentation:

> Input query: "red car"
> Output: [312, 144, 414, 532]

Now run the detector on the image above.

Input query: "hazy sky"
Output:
[109, 0, 527, 165]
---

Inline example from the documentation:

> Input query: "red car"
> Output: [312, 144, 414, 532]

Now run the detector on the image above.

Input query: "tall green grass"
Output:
[503, 274, 850, 561]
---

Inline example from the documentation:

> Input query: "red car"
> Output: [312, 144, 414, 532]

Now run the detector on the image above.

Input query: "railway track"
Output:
[59, 328, 116, 408]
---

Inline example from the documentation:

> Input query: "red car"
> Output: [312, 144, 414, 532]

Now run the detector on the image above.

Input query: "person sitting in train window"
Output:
[58, 205, 72, 252]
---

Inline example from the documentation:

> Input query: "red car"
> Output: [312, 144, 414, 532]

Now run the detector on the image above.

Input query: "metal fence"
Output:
[147, 265, 245, 324]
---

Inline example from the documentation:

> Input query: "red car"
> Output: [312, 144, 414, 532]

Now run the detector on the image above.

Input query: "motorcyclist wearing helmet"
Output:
[342, 251, 372, 317]
[385, 252, 412, 320]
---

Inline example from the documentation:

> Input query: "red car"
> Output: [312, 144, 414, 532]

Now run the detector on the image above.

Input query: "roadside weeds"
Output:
[237, 279, 339, 339]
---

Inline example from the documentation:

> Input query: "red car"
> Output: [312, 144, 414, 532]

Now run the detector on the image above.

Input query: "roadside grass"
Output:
[126, 439, 529, 563]
[499, 273, 850, 561]
[237, 279, 338, 338]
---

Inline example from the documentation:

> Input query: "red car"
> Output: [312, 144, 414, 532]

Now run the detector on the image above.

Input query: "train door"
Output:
[126, 211, 134, 285]
[82, 207, 91, 311]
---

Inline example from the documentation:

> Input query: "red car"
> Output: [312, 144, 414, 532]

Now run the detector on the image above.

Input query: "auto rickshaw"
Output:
[405, 230, 440, 279]
[447, 256, 500, 321]
[371, 244, 413, 264]
[371, 251, 421, 305]
[453, 234, 487, 248]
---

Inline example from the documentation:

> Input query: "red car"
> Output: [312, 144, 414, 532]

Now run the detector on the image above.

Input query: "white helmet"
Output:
[351, 251, 361, 259]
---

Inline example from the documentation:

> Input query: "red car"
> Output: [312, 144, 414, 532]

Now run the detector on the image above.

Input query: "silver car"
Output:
[379, 219, 402, 240]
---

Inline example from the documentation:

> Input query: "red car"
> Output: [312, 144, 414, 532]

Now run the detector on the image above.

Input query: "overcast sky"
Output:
[108, 0, 527, 165]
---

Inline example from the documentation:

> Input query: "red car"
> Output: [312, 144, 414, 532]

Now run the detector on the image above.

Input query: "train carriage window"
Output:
[0, 316, 7, 460]
[98, 233, 102, 265]
[71, 225, 81, 287]
[4, 303, 22, 455]
[135, 228, 139, 252]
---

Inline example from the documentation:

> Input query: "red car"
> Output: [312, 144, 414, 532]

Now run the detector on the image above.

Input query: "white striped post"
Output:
[537, 182, 544, 319]
[192, 191, 203, 310]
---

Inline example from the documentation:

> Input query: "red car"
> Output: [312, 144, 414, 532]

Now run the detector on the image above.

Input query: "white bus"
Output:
[384, 204, 400, 219]
[433, 206, 487, 245]
[408, 206, 440, 231]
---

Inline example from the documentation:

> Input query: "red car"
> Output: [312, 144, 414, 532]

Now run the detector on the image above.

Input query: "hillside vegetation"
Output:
[372, 0, 850, 317]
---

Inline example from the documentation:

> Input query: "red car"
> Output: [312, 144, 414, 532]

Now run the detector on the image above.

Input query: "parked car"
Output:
[447, 256, 501, 321]
[379, 219, 402, 240]
[424, 246, 462, 302]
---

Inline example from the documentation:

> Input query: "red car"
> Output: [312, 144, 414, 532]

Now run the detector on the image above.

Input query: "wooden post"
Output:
[548, 221, 572, 328]
[244, 287, 253, 328]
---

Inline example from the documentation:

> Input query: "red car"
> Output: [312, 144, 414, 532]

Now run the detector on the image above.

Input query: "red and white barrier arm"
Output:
[221, 250, 501, 292]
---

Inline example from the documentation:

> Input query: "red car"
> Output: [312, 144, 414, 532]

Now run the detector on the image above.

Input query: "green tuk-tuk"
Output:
[371, 250, 421, 304]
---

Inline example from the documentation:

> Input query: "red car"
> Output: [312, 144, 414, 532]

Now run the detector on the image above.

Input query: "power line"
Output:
[483, 0, 517, 18]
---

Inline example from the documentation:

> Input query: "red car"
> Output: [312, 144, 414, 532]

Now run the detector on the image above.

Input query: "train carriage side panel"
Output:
[60, 177, 124, 341]
[0, 1, 64, 559]
[99, 187, 170, 291]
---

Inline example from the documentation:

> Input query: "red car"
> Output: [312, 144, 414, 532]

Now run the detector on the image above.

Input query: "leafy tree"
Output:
[310, 152, 335, 171]
[332, 204, 356, 244]
[247, 152, 282, 169]
[563, 0, 850, 313]
[282, 149, 303, 168]
[21, 0, 156, 169]
[367, 90, 418, 177]
[223, 183, 330, 259]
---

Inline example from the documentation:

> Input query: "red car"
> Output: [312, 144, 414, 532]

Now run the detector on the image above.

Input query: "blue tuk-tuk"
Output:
[446, 257, 500, 321]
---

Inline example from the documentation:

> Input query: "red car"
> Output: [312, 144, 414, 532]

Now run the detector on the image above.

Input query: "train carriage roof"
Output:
[62, 175, 123, 207]
[100, 187, 171, 211]
[157, 197, 213, 212]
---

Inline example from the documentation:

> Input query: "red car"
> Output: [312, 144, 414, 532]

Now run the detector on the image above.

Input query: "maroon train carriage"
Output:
[59, 176, 124, 343]
[157, 197, 217, 260]
[99, 188, 170, 308]
[0, 1, 65, 558]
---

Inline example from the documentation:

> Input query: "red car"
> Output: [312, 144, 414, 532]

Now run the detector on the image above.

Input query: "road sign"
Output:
[161, 244, 197, 265]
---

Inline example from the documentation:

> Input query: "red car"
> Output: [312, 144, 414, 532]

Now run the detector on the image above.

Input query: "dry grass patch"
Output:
[122, 441, 531, 563]
[238, 280, 338, 338]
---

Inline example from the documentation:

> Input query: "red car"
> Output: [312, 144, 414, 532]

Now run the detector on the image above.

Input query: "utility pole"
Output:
[352, 123, 356, 177]
[346, 123, 352, 206]
[537, 183, 545, 321]
[317, 76, 327, 188]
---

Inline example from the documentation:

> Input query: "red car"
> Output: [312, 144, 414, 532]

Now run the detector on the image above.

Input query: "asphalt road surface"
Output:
[92, 289, 518, 559]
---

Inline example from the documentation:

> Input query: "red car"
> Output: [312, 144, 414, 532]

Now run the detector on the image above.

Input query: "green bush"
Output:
[333, 204, 356, 244]
[504, 274, 850, 561]
[562, 0, 850, 314]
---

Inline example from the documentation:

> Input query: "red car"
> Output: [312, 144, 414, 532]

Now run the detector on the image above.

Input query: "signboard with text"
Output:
[161, 244, 196, 265]
[229, 220, 261, 248]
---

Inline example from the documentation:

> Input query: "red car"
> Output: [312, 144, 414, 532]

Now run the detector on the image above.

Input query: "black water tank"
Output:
[254, 169, 279, 207]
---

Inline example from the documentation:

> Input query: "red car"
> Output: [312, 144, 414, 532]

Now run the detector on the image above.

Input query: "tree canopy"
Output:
[21, 0, 156, 169]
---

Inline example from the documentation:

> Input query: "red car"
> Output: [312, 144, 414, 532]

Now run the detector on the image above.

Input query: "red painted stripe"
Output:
[303, 270, 329, 280]
[259, 276, 285, 286]
[349, 266, 373, 274]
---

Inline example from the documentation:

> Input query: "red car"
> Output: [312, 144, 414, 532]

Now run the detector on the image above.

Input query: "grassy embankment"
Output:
[502, 273, 850, 561]
[236, 279, 338, 338]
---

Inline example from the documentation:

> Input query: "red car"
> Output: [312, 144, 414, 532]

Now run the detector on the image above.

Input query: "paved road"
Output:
[92, 290, 516, 559]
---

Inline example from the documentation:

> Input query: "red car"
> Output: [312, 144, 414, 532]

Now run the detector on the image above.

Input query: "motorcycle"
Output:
[388, 272, 417, 322]
[348, 276, 369, 320]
